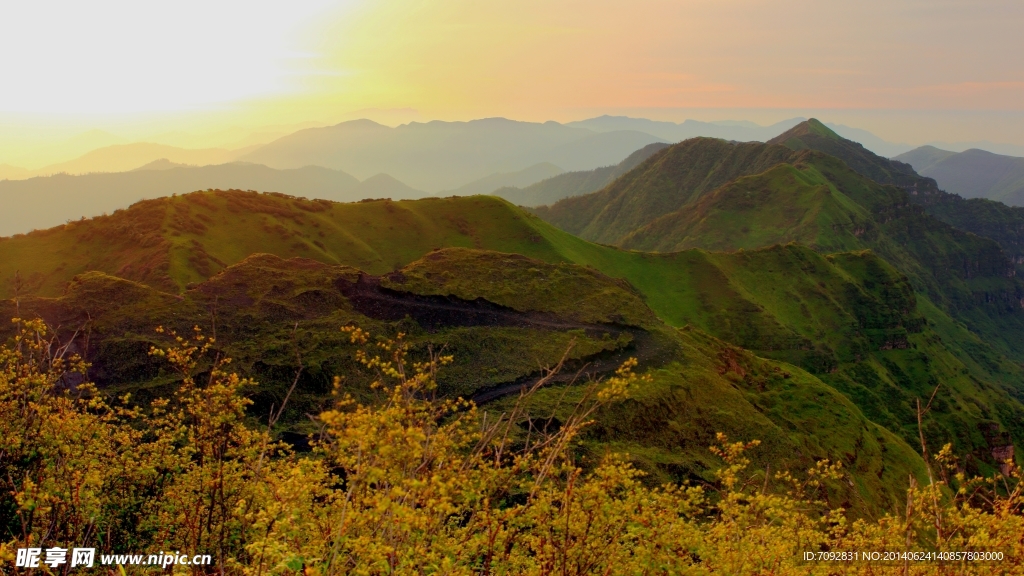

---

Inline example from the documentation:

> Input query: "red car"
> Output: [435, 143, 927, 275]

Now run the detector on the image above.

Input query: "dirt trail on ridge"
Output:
[336, 274, 669, 404]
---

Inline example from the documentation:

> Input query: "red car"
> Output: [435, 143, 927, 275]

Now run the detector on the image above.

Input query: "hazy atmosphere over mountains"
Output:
[5, 1, 1024, 571]
[896, 146, 1024, 206]
[10, 115, 1024, 237]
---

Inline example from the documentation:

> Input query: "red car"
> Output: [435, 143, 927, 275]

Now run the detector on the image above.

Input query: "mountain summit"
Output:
[767, 118, 842, 144]
[533, 123, 1024, 366]
[770, 121, 1024, 273]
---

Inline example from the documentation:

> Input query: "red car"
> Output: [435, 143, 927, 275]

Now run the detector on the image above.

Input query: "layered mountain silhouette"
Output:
[896, 146, 1024, 207]
[567, 116, 916, 157]
[239, 118, 667, 191]
[0, 162, 424, 236]
[5, 116, 1024, 512]
[493, 142, 670, 207]
[445, 162, 564, 196]
[565, 116, 803, 144]
[12, 142, 250, 177]
[0, 136, 679, 237]
[894, 145, 956, 173]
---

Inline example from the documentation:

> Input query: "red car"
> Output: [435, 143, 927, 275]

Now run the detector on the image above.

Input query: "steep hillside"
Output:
[533, 138, 799, 244]
[620, 151, 1014, 306]
[768, 119, 921, 187]
[0, 247, 931, 513]
[0, 192, 566, 297]
[773, 121, 1024, 271]
[494, 142, 670, 207]
[896, 147, 1024, 206]
[620, 162, 872, 253]
[2, 190, 1021, 484]
[240, 118, 665, 191]
[532, 132, 1024, 363]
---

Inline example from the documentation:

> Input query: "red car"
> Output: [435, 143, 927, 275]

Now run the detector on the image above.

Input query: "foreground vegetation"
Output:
[2, 320, 1021, 574]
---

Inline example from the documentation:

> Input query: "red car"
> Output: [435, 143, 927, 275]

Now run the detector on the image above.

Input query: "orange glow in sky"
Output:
[2, 0, 1023, 161]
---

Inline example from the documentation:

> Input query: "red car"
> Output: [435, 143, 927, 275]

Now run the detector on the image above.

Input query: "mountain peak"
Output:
[767, 118, 841, 146]
[132, 158, 187, 171]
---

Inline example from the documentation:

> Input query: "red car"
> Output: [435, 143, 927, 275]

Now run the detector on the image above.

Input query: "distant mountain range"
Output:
[0, 132, 680, 236]
[2, 142, 253, 179]
[564, 116, 803, 143]
[493, 143, 671, 207]
[567, 116, 925, 158]
[6, 115, 1024, 240]
[238, 118, 668, 192]
[445, 162, 565, 196]
[0, 162, 424, 236]
[895, 146, 1024, 207]
[5, 116, 1024, 187]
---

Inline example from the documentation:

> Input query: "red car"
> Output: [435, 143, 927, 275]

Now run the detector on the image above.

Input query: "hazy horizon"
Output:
[5, 111, 1024, 173]
[3, 0, 1024, 168]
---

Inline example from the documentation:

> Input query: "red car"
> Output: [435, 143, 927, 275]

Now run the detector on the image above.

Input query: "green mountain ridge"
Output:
[0, 162, 428, 237]
[768, 120, 1024, 274]
[533, 124, 1024, 364]
[0, 241, 930, 515]
[533, 138, 799, 243]
[2, 190, 1021, 501]
[619, 162, 872, 253]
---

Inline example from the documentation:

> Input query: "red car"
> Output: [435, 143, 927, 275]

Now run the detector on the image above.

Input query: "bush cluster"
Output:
[1, 319, 1021, 574]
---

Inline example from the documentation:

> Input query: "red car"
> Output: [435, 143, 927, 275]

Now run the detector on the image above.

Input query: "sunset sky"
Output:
[2, 0, 1023, 167]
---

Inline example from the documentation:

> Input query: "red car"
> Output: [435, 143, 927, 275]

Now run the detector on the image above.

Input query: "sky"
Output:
[2, 0, 1023, 167]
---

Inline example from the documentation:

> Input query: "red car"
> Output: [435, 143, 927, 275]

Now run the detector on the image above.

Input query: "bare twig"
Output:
[256, 323, 304, 475]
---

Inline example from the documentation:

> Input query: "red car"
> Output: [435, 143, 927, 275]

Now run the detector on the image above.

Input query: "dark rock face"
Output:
[336, 273, 591, 331]
[992, 444, 1015, 477]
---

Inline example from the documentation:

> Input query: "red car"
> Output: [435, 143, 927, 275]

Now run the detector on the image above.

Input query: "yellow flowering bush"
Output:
[1, 320, 1021, 575]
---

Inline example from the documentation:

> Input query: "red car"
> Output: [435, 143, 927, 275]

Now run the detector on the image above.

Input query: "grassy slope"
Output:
[383, 218, 1024, 465]
[565, 237, 1024, 464]
[530, 131, 1024, 363]
[506, 328, 925, 516]
[0, 192, 568, 297]
[1, 251, 635, 406]
[765, 125, 1024, 362]
[768, 119, 921, 187]
[1, 246, 926, 515]
[619, 163, 871, 253]
[774, 120, 1024, 274]
[1, 190, 1020, 479]
[532, 138, 799, 244]
[380, 248, 660, 328]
